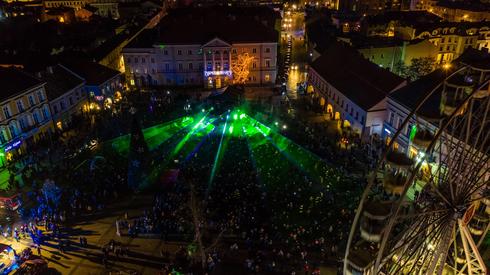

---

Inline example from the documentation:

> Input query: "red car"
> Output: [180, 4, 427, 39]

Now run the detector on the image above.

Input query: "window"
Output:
[341, 100, 344, 108]
[224, 62, 229, 70]
[188, 50, 192, 55]
[37, 91, 45, 102]
[265, 74, 270, 82]
[177, 50, 182, 55]
[151, 58, 155, 63]
[60, 101, 65, 110]
[0, 132, 6, 144]
[19, 117, 27, 130]
[178, 63, 183, 71]
[127, 57, 131, 63]
[28, 95, 35, 106]
[265, 47, 270, 53]
[397, 117, 403, 129]
[134, 57, 138, 63]
[53, 105, 59, 114]
[355, 112, 359, 120]
[142, 58, 146, 63]
[165, 63, 170, 71]
[33, 112, 39, 124]
[441, 37, 445, 43]
[215, 62, 221, 70]
[207, 62, 212, 71]
[9, 125, 16, 137]
[346, 103, 349, 111]
[164, 50, 168, 55]
[69, 97, 73, 105]
[389, 112, 394, 125]
[252, 48, 257, 53]
[3, 107, 10, 119]
[232, 49, 237, 54]
[252, 62, 257, 69]
[265, 59, 270, 68]
[17, 100, 24, 112]
[42, 107, 49, 120]
[188, 63, 193, 70]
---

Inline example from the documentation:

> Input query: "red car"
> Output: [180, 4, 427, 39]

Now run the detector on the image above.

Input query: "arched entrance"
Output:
[334, 112, 341, 120]
[307, 85, 314, 94]
[215, 77, 222, 89]
[327, 104, 333, 114]
[320, 97, 326, 107]
[343, 119, 351, 128]
[104, 98, 113, 109]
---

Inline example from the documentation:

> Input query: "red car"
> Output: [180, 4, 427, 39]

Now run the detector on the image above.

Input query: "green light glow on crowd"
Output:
[109, 107, 335, 190]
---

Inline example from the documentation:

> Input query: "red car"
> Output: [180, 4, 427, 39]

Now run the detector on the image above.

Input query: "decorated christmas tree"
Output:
[127, 108, 150, 190]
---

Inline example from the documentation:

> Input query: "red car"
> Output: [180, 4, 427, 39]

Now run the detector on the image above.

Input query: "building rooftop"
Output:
[62, 61, 120, 86]
[126, 7, 279, 48]
[389, 48, 490, 120]
[340, 34, 405, 49]
[412, 21, 490, 37]
[389, 69, 445, 120]
[363, 11, 441, 26]
[38, 65, 85, 100]
[436, 0, 490, 12]
[0, 66, 44, 102]
[310, 42, 405, 111]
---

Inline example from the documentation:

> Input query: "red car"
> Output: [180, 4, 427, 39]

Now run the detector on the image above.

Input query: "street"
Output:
[281, 9, 308, 99]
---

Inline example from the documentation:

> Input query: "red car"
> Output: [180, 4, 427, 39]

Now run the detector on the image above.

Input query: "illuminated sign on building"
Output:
[5, 140, 22, 152]
[204, 70, 232, 77]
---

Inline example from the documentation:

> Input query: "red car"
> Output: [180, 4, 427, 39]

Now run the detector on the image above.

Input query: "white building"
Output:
[0, 67, 53, 165]
[38, 65, 87, 131]
[122, 8, 279, 88]
[307, 42, 406, 139]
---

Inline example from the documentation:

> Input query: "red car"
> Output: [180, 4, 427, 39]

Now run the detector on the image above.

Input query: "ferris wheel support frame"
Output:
[343, 66, 469, 274]
[373, 79, 490, 273]
[344, 66, 490, 273]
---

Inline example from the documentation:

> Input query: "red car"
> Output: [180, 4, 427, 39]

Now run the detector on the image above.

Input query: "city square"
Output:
[0, 0, 489, 274]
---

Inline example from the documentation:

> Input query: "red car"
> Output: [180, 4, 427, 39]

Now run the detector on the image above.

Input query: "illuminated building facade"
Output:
[122, 8, 278, 88]
[0, 67, 54, 165]
[362, 13, 490, 64]
[307, 43, 406, 138]
[63, 61, 123, 109]
[43, 0, 119, 19]
[38, 65, 86, 131]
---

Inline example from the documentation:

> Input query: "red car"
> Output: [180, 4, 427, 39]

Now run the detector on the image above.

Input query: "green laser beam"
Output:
[208, 112, 230, 193]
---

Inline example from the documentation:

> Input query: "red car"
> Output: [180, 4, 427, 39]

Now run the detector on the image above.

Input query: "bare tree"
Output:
[188, 179, 225, 270]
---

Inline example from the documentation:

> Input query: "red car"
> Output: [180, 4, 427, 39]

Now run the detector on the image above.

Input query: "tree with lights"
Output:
[231, 53, 255, 85]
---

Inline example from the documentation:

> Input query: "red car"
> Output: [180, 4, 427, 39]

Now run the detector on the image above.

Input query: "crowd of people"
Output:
[0, 89, 383, 274]
[108, 98, 377, 273]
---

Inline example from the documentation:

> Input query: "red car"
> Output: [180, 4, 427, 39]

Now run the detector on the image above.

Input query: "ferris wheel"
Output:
[344, 59, 490, 275]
